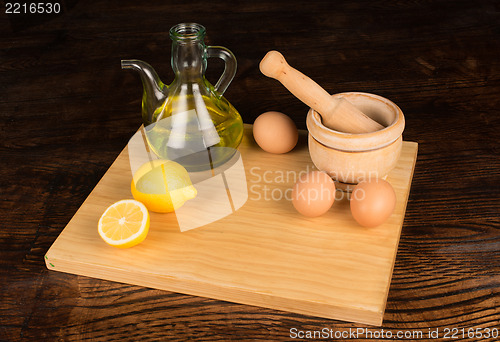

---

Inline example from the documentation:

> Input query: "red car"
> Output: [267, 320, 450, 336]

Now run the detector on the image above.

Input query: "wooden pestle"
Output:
[259, 51, 384, 133]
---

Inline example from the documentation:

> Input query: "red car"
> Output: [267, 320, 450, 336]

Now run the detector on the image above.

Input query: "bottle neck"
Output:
[171, 39, 207, 81]
[169, 23, 208, 82]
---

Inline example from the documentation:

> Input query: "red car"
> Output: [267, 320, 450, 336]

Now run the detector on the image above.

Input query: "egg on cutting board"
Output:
[350, 179, 396, 227]
[253, 111, 298, 154]
[292, 171, 336, 217]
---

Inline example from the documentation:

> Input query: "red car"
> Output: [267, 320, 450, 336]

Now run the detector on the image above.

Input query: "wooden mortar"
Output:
[306, 92, 405, 191]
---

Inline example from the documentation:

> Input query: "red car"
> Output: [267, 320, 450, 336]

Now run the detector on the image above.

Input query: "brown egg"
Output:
[292, 171, 336, 217]
[350, 179, 396, 227]
[253, 111, 298, 154]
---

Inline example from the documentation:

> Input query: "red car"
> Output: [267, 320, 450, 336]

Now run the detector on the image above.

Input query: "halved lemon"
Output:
[131, 160, 197, 213]
[98, 199, 150, 248]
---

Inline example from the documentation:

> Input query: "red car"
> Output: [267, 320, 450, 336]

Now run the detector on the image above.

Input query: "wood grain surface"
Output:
[1, 0, 499, 341]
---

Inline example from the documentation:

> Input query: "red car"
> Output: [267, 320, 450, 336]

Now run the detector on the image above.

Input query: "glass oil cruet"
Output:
[121, 23, 243, 171]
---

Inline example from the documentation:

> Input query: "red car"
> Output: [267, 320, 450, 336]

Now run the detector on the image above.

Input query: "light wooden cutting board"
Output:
[45, 124, 418, 326]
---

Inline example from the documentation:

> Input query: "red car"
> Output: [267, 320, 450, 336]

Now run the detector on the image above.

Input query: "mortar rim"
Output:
[306, 92, 405, 152]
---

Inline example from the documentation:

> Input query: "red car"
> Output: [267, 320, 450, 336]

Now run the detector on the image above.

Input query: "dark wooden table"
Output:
[1, 1, 499, 341]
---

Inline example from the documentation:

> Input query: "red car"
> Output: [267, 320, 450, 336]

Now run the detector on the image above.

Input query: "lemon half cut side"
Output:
[98, 199, 150, 248]
[131, 160, 197, 213]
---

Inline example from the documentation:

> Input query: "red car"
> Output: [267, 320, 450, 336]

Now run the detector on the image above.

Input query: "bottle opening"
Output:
[170, 23, 206, 41]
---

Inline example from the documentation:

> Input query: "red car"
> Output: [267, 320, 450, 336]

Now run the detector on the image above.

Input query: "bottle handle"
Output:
[206, 46, 237, 97]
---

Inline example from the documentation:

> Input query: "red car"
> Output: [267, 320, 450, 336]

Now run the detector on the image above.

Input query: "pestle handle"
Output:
[259, 51, 384, 133]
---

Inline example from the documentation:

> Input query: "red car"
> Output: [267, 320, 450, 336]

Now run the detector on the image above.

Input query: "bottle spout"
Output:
[121, 59, 167, 125]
